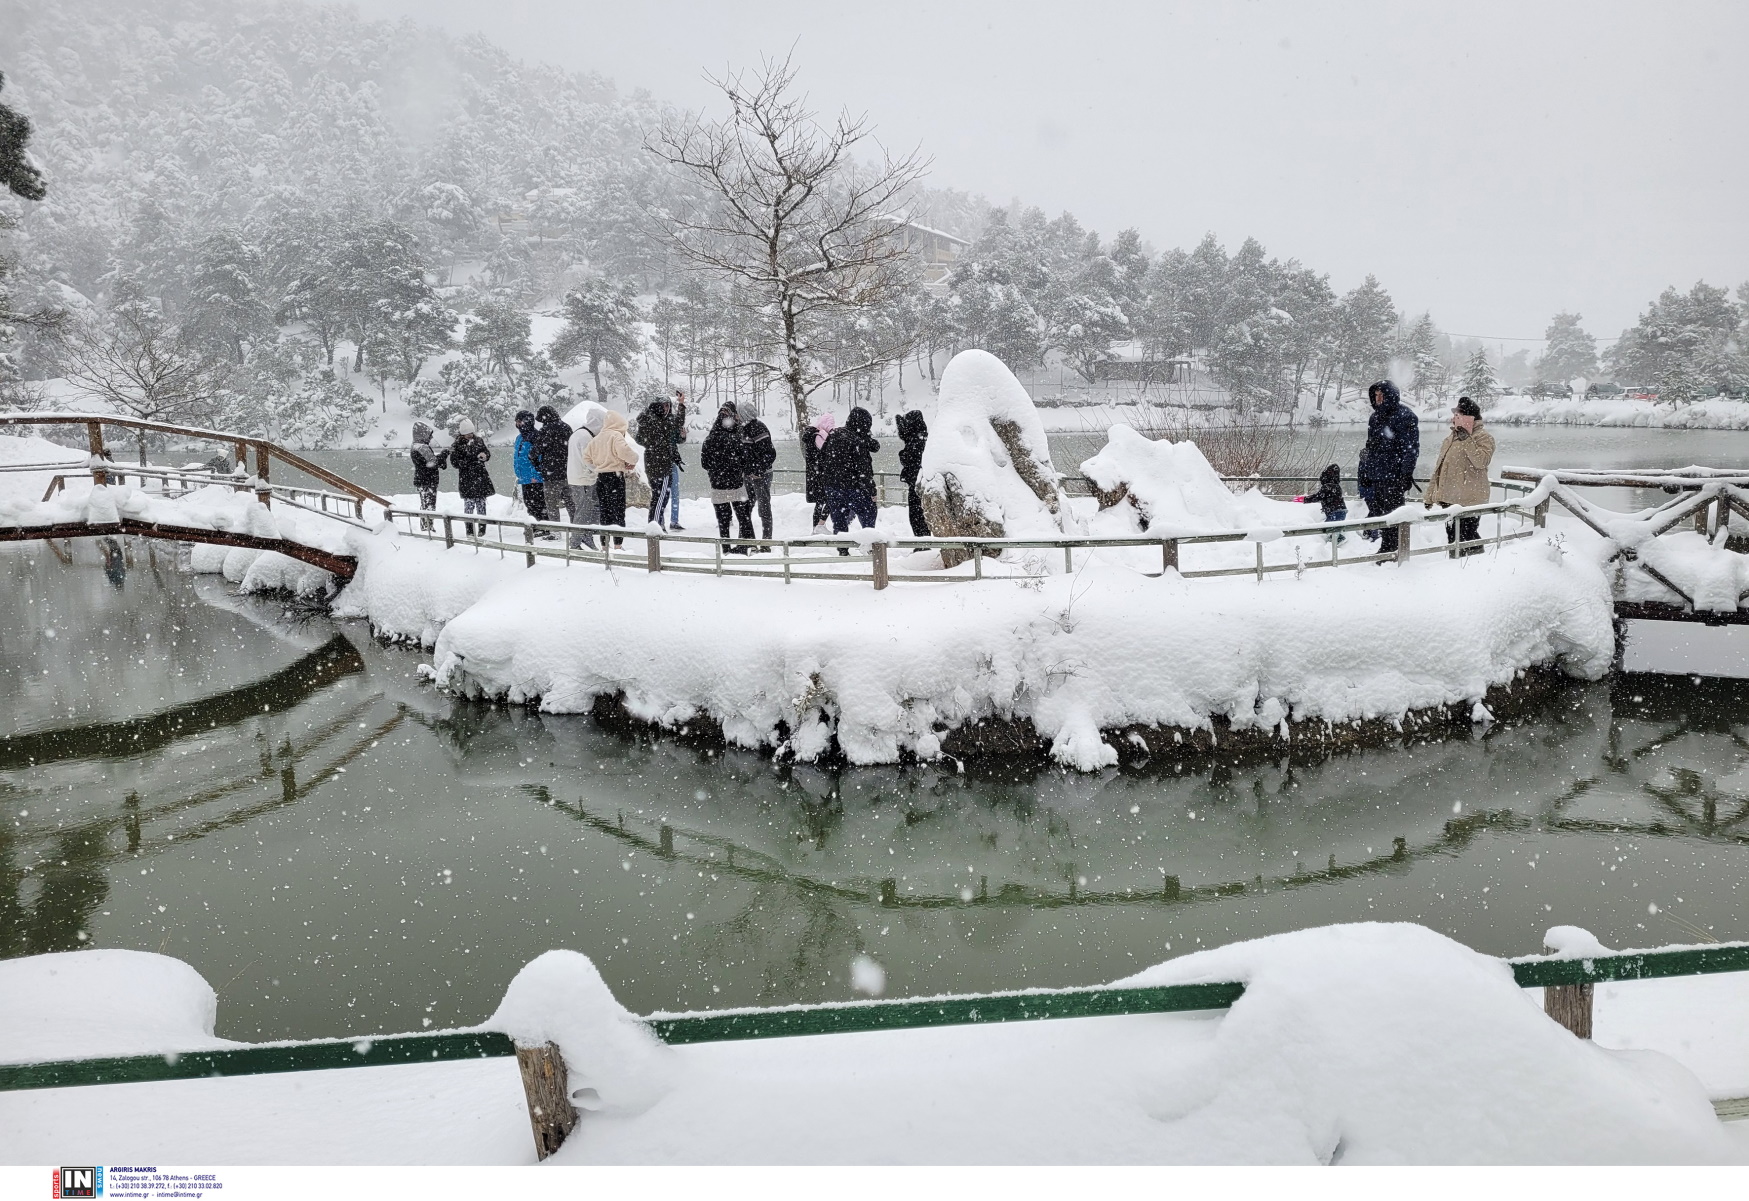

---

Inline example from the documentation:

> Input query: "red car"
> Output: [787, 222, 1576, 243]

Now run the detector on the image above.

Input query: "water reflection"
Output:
[4, 541, 1749, 1042]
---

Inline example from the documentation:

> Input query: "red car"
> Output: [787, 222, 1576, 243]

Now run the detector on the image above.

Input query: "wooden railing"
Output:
[382, 484, 1547, 590]
[0, 412, 387, 512]
[0, 936, 1742, 1158]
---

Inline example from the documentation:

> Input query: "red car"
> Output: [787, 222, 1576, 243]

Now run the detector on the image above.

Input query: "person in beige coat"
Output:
[1425, 396, 1496, 557]
[584, 410, 641, 547]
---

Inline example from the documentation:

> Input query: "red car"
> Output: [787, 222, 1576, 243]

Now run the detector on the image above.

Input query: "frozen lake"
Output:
[3, 425, 1749, 1042]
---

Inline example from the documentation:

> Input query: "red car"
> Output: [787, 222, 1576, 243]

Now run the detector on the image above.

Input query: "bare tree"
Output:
[646, 55, 927, 431]
[60, 285, 229, 460]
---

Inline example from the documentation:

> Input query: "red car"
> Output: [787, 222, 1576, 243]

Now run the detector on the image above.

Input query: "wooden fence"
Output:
[1, 938, 1743, 1158]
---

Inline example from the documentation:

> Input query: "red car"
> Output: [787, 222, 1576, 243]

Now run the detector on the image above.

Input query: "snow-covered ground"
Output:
[4, 923, 1748, 1164]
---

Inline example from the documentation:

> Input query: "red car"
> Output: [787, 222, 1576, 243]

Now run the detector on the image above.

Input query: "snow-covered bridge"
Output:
[0, 413, 379, 584]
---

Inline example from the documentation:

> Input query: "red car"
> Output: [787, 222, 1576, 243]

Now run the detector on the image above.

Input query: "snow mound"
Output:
[1119, 922, 1733, 1164]
[488, 950, 675, 1117]
[1079, 424, 1244, 532]
[917, 350, 1072, 558]
[0, 949, 234, 1063]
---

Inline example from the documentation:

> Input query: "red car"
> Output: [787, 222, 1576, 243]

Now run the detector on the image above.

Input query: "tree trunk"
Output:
[591, 355, 607, 404]
[782, 299, 809, 434]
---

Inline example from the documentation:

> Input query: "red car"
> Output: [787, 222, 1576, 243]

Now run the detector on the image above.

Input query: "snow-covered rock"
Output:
[0, 949, 234, 1063]
[917, 350, 1073, 564]
[1079, 423, 1245, 532]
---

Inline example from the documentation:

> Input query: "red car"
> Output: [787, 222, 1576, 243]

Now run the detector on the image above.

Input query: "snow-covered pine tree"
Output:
[1537, 312, 1597, 386]
[1459, 347, 1499, 407]
[550, 277, 644, 404]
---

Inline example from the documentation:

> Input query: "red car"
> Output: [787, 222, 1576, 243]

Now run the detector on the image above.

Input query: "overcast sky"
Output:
[353, 0, 1747, 346]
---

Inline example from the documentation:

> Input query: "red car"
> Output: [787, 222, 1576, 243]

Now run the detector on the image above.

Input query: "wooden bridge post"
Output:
[85, 422, 107, 486]
[253, 445, 272, 509]
[523, 522, 536, 568]
[1543, 938, 1593, 1040]
[443, 514, 454, 549]
[1161, 538, 1178, 574]
[1394, 522, 1413, 564]
[513, 1041, 577, 1160]
[1534, 499, 1549, 528]
[647, 533, 662, 573]
[872, 540, 889, 590]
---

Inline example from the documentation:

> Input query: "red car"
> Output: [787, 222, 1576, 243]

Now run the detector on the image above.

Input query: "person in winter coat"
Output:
[896, 409, 930, 537]
[584, 409, 639, 547]
[565, 409, 605, 550]
[818, 406, 880, 555]
[802, 412, 836, 532]
[512, 410, 550, 531]
[1425, 396, 1497, 557]
[1293, 463, 1348, 545]
[637, 394, 687, 529]
[409, 421, 448, 531]
[737, 401, 776, 546]
[1356, 380, 1420, 557]
[701, 402, 756, 553]
[450, 418, 494, 537]
[533, 405, 573, 525]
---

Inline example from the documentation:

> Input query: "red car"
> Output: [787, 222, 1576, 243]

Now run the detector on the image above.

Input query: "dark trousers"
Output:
[520, 482, 548, 521]
[827, 486, 878, 534]
[595, 473, 626, 545]
[462, 496, 487, 536]
[714, 500, 754, 548]
[647, 468, 674, 528]
[1366, 484, 1407, 554]
[417, 484, 437, 531]
[1445, 512, 1482, 556]
[744, 471, 773, 539]
[906, 485, 930, 536]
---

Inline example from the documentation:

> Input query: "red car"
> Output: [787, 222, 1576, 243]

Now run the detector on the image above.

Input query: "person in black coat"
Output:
[533, 404, 573, 526]
[449, 417, 494, 537]
[819, 406, 880, 554]
[636, 395, 686, 529]
[801, 413, 834, 532]
[896, 409, 930, 536]
[409, 420, 448, 531]
[736, 401, 776, 547]
[1357, 380, 1420, 556]
[700, 402, 755, 553]
[1293, 462, 1348, 545]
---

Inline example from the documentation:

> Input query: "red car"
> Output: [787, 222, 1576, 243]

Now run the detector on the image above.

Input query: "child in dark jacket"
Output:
[1295, 464, 1348, 543]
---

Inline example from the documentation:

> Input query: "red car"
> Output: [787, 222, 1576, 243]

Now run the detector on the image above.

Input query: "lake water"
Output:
[4, 425, 1749, 1042]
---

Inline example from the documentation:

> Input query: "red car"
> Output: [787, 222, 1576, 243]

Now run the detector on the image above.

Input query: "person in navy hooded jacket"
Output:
[1356, 380, 1419, 557]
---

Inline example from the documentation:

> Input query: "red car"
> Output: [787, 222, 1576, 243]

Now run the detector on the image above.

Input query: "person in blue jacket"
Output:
[1356, 380, 1419, 558]
[512, 409, 551, 532]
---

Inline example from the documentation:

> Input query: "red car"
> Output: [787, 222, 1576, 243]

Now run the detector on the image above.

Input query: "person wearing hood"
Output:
[533, 404, 573, 525]
[584, 409, 639, 547]
[1357, 380, 1420, 557]
[737, 401, 776, 547]
[409, 420, 448, 532]
[450, 417, 493, 537]
[565, 408, 606, 550]
[1293, 463, 1348, 546]
[1425, 396, 1496, 557]
[636, 392, 687, 530]
[512, 409, 549, 526]
[802, 412, 836, 532]
[896, 409, 930, 537]
[818, 406, 881, 554]
[702, 402, 756, 553]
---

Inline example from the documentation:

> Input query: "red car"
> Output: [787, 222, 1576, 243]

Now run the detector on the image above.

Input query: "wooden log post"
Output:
[253, 444, 272, 509]
[443, 514, 454, 549]
[647, 533, 662, 573]
[514, 1041, 578, 1160]
[1394, 522, 1413, 565]
[1542, 939, 1594, 1039]
[1161, 538, 1178, 574]
[86, 421, 108, 486]
[1534, 499, 1549, 528]
[233, 440, 249, 485]
[872, 540, 889, 590]
[523, 522, 537, 568]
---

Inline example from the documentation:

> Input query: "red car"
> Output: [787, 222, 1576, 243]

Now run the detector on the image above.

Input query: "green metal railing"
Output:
[3, 941, 1747, 1095]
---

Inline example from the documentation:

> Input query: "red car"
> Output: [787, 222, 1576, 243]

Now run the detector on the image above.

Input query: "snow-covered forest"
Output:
[0, 0, 1745, 446]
